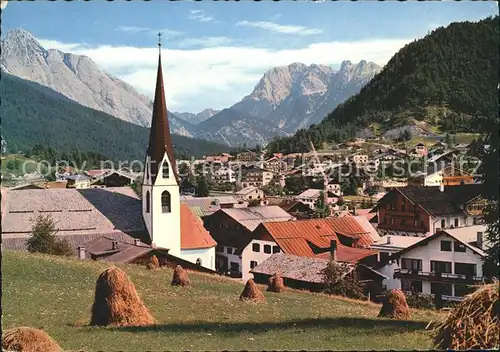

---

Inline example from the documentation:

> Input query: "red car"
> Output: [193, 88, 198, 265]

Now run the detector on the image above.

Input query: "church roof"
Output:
[146, 50, 179, 184]
[180, 203, 217, 250]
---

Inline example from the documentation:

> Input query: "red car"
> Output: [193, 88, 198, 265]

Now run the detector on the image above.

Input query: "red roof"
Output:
[354, 209, 377, 221]
[258, 217, 376, 263]
[180, 203, 217, 250]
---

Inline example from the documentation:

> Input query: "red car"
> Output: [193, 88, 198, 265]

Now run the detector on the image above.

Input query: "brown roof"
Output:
[180, 203, 217, 250]
[257, 218, 377, 263]
[146, 52, 179, 184]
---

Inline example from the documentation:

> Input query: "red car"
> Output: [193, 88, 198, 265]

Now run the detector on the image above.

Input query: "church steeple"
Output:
[146, 33, 179, 184]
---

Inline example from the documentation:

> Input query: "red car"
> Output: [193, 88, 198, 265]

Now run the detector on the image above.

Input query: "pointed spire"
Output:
[146, 36, 179, 184]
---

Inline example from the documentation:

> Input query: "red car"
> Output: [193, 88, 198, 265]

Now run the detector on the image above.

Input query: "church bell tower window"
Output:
[161, 191, 171, 213]
[162, 161, 169, 179]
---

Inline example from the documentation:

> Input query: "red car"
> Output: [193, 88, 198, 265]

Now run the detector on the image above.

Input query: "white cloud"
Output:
[36, 37, 412, 113]
[115, 26, 182, 38]
[175, 36, 234, 48]
[1, 0, 8, 10]
[236, 20, 323, 36]
[188, 9, 216, 23]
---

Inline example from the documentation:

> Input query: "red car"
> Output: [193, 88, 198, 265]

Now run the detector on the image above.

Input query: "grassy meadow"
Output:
[2, 250, 447, 351]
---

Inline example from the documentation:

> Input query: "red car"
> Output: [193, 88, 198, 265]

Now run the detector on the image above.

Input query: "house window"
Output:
[380, 252, 390, 262]
[401, 258, 422, 271]
[145, 191, 150, 213]
[196, 258, 202, 266]
[401, 219, 406, 226]
[441, 219, 446, 229]
[216, 245, 224, 253]
[161, 191, 171, 213]
[230, 262, 239, 272]
[264, 245, 272, 254]
[455, 284, 474, 297]
[440, 240, 452, 251]
[226, 247, 233, 254]
[162, 161, 169, 179]
[252, 243, 260, 252]
[389, 218, 395, 225]
[455, 263, 477, 277]
[454, 218, 459, 227]
[431, 282, 453, 296]
[402, 279, 422, 293]
[454, 241, 466, 253]
[272, 246, 280, 254]
[430, 260, 452, 273]
[250, 261, 258, 269]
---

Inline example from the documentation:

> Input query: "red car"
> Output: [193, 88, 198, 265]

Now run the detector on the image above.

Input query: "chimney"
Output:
[477, 232, 483, 249]
[387, 236, 392, 244]
[330, 240, 337, 261]
[77, 246, 86, 260]
[134, 238, 141, 246]
[112, 241, 119, 250]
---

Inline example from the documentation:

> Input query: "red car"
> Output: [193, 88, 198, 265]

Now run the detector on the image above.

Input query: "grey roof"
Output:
[220, 206, 295, 231]
[180, 196, 238, 217]
[251, 253, 332, 283]
[66, 174, 92, 181]
[2, 187, 145, 236]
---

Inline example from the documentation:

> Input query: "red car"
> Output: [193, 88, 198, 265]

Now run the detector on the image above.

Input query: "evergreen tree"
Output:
[26, 214, 73, 256]
[195, 176, 210, 197]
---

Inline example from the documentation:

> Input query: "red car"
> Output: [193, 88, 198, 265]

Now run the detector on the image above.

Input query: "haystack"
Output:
[240, 279, 266, 303]
[90, 266, 154, 326]
[267, 273, 286, 293]
[146, 255, 160, 270]
[2, 326, 62, 352]
[434, 282, 499, 350]
[378, 289, 411, 319]
[171, 265, 190, 287]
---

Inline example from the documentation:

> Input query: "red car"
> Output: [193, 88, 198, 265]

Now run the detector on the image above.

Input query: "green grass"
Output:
[2, 250, 446, 351]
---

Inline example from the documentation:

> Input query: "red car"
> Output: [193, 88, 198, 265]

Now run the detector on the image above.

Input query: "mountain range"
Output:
[1, 29, 381, 147]
[266, 16, 499, 154]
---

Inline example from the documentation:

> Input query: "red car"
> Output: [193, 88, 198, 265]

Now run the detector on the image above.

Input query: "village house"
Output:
[236, 150, 257, 162]
[180, 195, 239, 218]
[203, 206, 295, 277]
[55, 166, 75, 181]
[244, 217, 381, 281]
[66, 174, 92, 189]
[407, 164, 474, 188]
[212, 166, 237, 183]
[251, 253, 387, 298]
[205, 153, 232, 164]
[409, 143, 428, 158]
[377, 226, 490, 301]
[294, 188, 337, 210]
[265, 198, 313, 219]
[239, 166, 274, 188]
[235, 187, 264, 202]
[371, 184, 487, 237]
[90, 169, 137, 188]
[349, 154, 369, 166]
[263, 156, 287, 174]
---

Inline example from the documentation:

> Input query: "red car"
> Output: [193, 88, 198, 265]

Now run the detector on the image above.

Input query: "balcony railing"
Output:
[394, 268, 483, 283]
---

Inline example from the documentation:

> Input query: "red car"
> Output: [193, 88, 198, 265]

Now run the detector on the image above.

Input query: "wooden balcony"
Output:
[378, 223, 428, 233]
[394, 268, 484, 284]
[385, 210, 416, 217]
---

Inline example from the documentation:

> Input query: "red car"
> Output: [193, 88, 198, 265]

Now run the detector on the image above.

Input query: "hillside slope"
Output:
[267, 16, 499, 153]
[0, 72, 232, 160]
[2, 250, 445, 351]
[0, 28, 196, 136]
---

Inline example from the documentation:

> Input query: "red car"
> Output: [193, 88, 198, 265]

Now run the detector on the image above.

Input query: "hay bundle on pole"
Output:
[90, 266, 154, 326]
[267, 273, 286, 293]
[2, 326, 62, 352]
[171, 265, 190, 286]
[378, 289, 411, 319]
[147, 255, 160, 270]
[240, 279, 266, 303]
[433, 282, 499, 350]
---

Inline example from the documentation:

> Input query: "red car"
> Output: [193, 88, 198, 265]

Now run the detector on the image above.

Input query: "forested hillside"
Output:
[267, 16, 499, 153]
[0, 72, 232, 161]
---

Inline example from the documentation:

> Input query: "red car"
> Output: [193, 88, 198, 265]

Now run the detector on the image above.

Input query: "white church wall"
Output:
[180, 247, 216, 271]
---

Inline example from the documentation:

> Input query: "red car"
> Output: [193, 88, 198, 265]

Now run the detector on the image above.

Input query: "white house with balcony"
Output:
[377, 225, 490, 301]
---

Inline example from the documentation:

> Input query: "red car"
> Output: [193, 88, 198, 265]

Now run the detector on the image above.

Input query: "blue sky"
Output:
[2, 0, 498, 113]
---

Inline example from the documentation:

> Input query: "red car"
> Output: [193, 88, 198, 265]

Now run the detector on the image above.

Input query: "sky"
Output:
[1, 0, 498, 113]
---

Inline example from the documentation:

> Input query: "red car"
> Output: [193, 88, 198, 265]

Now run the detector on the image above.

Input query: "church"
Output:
[1, 40, 217, 271]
